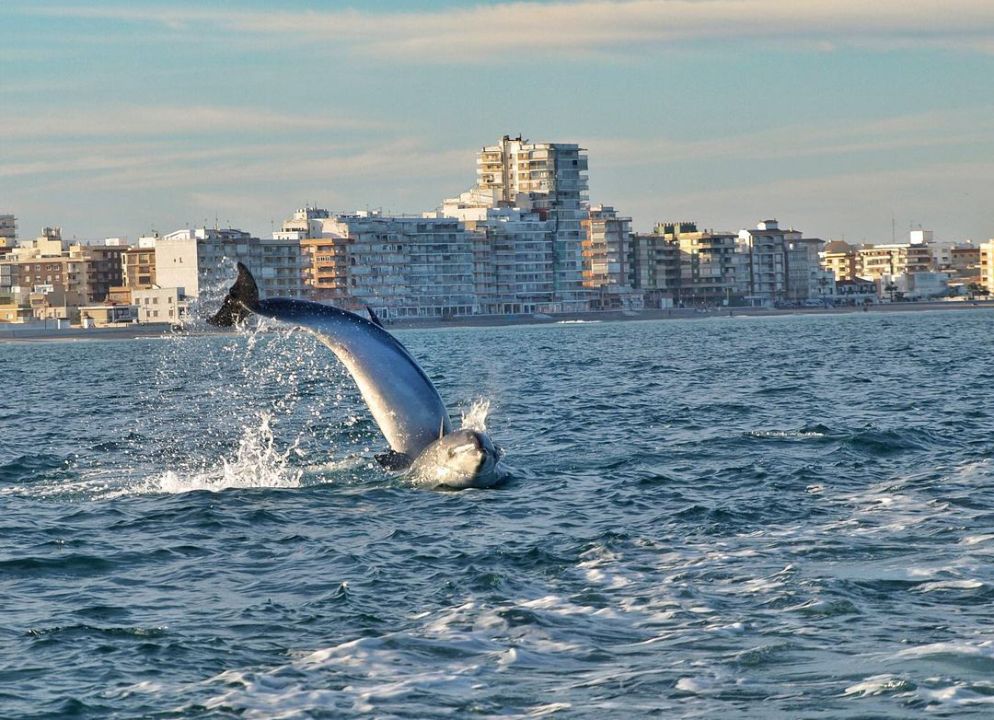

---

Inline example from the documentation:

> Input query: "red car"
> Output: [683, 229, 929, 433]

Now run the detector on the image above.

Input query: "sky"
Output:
[2, 0, 993, 244]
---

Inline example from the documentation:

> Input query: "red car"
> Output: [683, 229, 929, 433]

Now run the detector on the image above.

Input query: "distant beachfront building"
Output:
[0, 227, 126, 314]
[890, 271, 949, 300]
[820, 240, 858, 281]
[654, 222, 737, 305]
[786, 236, 835, 304]
[582, 205, 631, 288]
[835, 278, 878, 305]
[327, 212, 476, 318]
[155, 227, 306, 300]
[736, 220, 792, 305]
[856, 238, 932, 282]
[735, 220, 830, 305]
[0, 214, 16, 257]
[627, 232, 680, 308]
[443, 196, 557, 314]
[289, 209, 477, 318]
[579, 205, 643, 310]
[980, 240, 994, 295]
[473, 135, 589, 310]
[133, 286, 187, 325]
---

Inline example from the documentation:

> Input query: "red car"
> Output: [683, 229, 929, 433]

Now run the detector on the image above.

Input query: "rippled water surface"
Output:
[2, 310, 994, 718]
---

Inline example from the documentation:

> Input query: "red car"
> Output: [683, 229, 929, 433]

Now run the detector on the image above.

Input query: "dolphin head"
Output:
[409, 428, 503, 490]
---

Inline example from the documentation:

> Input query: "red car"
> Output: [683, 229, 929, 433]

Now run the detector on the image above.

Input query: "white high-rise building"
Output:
[473, 135, 589, 310]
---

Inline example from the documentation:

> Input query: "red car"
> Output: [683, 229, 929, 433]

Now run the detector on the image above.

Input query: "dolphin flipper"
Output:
[374, 449, 413, 471]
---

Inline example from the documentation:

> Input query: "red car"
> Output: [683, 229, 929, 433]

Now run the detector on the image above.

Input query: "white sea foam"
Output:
[917, 579, 985, 592]
[843, 674, 914, 697]
[894, 640, 994, 662]
[126, 412, 302, 495]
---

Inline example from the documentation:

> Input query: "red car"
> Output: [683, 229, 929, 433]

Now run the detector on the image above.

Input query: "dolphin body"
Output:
[208, 263, 503, 489]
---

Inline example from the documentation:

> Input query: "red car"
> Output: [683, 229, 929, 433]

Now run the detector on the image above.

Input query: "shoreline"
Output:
[1, 301, 992, 342]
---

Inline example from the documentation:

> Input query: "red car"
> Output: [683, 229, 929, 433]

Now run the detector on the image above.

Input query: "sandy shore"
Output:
[387, 300, 994, 330]
[2, 301, 992, 342]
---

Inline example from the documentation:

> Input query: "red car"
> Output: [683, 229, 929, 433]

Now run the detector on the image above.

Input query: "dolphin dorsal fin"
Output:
[367, 306, 383, 328]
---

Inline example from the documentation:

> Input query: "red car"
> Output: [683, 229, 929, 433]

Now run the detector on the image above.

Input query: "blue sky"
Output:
[2, 0, 992, 243]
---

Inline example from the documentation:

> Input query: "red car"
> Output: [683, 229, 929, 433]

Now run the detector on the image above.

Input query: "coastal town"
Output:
[2, 134, 993, 331]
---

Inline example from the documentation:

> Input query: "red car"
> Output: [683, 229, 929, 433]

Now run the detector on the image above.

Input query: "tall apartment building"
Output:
[474, 135, 588, 310]
[155, 227, 306, 300]
[0, 214, 16, 257]
[735, 219, 829, 304]
[628, 233, 680, 307]
[736, 220, 798, 305]
[456, 205, 557, 314]
[786, 236, 834, 303]
[655, 222, 738, 304]
[581, 205, 631, 288]
[980, 240, 994, 294]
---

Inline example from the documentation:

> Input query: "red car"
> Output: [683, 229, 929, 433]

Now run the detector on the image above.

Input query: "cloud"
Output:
[26, 1, 994, 61]
[586, 109, 994, 167]
[0, 105, 383, 139]
[618, 159, 994, 240]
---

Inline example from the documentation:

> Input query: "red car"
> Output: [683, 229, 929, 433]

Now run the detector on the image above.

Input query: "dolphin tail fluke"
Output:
[208, 262, 260, 327]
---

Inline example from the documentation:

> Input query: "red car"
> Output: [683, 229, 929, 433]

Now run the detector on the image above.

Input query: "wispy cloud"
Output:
[620, 159, 994, 240]
[26, 1, 994, 61]
[586, 109, 994, 167]
[0, 105, 384, 139]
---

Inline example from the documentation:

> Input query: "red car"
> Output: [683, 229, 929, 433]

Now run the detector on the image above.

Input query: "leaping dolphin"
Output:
[208, 263, 504, 489]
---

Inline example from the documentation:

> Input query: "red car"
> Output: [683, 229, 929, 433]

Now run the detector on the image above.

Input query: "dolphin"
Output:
[208, 263, 504, 489]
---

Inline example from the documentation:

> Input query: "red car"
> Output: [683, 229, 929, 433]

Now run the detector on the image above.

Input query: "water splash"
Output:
[460, 399, 491, 432]
[135, 412, 303, 495]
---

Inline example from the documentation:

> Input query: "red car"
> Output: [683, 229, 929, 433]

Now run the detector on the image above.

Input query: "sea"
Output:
[2, 309, 993, 718]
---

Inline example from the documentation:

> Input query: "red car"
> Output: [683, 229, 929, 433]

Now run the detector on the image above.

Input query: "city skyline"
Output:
[3, 0, 993, 243]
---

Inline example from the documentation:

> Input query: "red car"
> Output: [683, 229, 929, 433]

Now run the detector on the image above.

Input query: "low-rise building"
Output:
[133, 287, 187, 324]
[835, 278, 878, 305]
[820, 240, 858, 282]
[889, 271, 949, 300]
[79, 303, 137, 327]
[857, 241, 932, 281]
